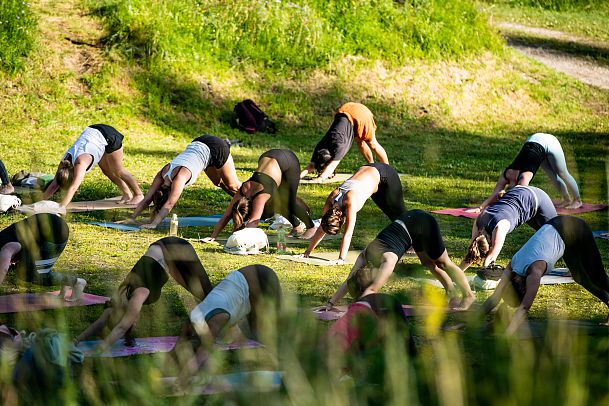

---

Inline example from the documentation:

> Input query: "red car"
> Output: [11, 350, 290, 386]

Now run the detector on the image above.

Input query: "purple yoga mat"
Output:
[0, 290, 109, 314]
[431, 208, 478, 219]
[312, 304, 446, 321]
[78, 337, 263, 357]
[555, 202, 608, 215]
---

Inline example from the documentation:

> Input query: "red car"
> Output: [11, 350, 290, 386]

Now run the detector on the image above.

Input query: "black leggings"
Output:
[550, 216, 609, 304]
[366, 163, 406, 221]
[0, 159, 9, 185]
[260, 149, 314, 228]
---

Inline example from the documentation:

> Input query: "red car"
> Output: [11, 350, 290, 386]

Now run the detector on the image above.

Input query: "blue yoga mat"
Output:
[87, 215, 223, 232]
[593, 231, 609, 240]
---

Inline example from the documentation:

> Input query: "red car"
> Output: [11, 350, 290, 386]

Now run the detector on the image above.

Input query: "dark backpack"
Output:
[232, 99, 277, 134]
[476, 262, 505, 281]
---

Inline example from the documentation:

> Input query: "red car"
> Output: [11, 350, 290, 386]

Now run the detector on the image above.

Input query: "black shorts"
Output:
[89, 124, 124, 154]
[194, 135, 231, 169]
[404, 210, 445, 260]
[312, 114, 354, 166]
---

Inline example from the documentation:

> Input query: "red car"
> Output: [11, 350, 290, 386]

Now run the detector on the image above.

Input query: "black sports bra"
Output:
[242, 172, 277, 197]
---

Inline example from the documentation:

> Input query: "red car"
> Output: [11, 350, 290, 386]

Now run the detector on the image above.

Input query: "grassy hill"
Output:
[0, 0, 608, 403]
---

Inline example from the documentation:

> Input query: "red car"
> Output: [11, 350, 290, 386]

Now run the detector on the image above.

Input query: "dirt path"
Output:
[34, 0, 105, 95]
[496, 22, 609, 90]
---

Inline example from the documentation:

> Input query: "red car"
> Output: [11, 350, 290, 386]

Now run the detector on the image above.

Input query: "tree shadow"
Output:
[504, 34, 609, 65]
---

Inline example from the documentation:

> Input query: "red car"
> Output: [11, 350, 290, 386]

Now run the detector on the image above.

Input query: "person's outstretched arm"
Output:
[98, 288, 149, 349]
[244, 193, 271, 228]
[59, 161, 88, 206]
[207, 192, 242, 240]
[127, 171, 164, 222]
[481, 265, 513, 314]
[478, 173, 509, 210]
[302, 227, 327, 257]
[337, 203, 358, 261]
[74, 308, 113, 344]
[326, 252, 368, 308]
[43, 178, 60, 199]
[484, 220, 511, 267]
[300, 162, 315, 179]
[141, 171, 189, 228]
[505, 266, 543, 335]
[361, 253, 399, 297]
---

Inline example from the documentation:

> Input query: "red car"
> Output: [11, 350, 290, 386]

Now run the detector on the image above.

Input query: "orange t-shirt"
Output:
[336, 102, 376, 143]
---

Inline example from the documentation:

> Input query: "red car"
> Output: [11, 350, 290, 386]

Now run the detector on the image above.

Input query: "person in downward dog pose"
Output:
[325, 209, 475, 310]
[302, 163, 406, 263]
[204, 149, 316, 241]
[482, 216, 609, 332]
[124, 135, 241, 228]
[300, 102, 389, 182]
[44, 124, 143, 206]
[74, 237, 212, 350]
[475, 133, 581, 210]
[0, 213, 86, 300]
[461, 185, 557, 272]
[171, 264, 282, 383]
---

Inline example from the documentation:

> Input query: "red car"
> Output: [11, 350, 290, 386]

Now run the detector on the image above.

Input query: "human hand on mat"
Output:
[140, 223, 158, 230]
[297, 252, 310, 258]
[200, 237, 218, 245]
[464, 207, 482, 214]
[328, 258, 345, 266]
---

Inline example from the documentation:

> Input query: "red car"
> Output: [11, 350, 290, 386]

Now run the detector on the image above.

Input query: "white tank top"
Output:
[164, 141, 211, 186]
[64, 127, 107, 172]
[333, 179, 366, 211]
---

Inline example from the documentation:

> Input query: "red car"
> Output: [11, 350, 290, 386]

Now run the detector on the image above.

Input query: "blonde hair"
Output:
[56, 160, 74, 190]
[231, 196, 250, 231]
[464, 235, 490, 264]
[321, 205, 345, 235]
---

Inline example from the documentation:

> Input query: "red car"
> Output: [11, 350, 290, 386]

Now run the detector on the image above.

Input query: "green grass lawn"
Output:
[1, 0, 609, 404]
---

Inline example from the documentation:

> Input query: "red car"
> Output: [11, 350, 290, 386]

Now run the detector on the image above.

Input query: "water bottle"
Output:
[169, 213, 179, 236]
[276, 226, 287, 254]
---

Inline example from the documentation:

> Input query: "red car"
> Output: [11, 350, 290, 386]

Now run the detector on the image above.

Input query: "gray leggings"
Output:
[527, 133, 580, 201]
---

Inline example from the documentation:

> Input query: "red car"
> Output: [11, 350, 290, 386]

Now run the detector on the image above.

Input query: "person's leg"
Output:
[281, 152, 315, 230]
[214, 154, 241, 196]
[539, 160, 570, 202]
[356, 139, 374, 163]
[416, 250, 458, 303]
[99, 148, 144, 204]
[431, 250, 475, 309]
[36, 271, 86, 301]
[545, 135, 581, 207]
[366, 137, 389, 164]
[0, 160, 14, 194]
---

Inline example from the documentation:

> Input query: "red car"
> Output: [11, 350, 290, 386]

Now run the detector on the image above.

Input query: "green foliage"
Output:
[0, 0, 37, 72]
[91, 0, 502, 68]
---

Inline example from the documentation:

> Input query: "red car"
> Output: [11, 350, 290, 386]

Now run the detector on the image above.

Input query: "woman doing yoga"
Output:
[476, 133, 581, 210]
[0, 214, 86, 300]
[204, 149, 315, 241]
[300, 102, 389, 182]
[326, 210, 475, 310]
[124, 135, 241, 228]
[44, 124, 143, 206]
[171, 264, 282, 383]
[462, 185, 557, 271]
[482, 216, 609, 333]
[74, 237, 213, 350]
[302, 163, 406, 263]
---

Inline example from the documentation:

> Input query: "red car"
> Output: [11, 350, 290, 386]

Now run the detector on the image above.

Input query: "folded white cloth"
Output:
[0, 195, 21, 212]
[17, 200, 65, 216]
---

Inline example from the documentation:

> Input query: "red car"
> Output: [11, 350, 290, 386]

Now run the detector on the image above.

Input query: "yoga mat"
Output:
[205, 233, 343, 246]
[161, 371, 282, 396]
[555, 202, 607, 215]
[87, 215, 223, 232]
[78, 337, 262, 357]
[276, 250, 362, 266]
[431, 208, 478, 219]
[312, 304, 452, 321]
[67, 196, 142, 212]
[433, 203, 607, 219]
[0, 290, 109, 314]
[593, 230, 609, 240]
[300, 173, 353, 184]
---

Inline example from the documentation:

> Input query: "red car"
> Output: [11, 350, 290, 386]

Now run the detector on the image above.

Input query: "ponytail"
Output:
[464, 235, 490, 265]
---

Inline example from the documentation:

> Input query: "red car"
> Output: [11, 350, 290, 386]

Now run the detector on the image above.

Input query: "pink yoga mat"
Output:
[312, 304, 447, 321]
[78, 337, 263, 357]
[555, 202, 608, 215]
[0, 290, 109, 314]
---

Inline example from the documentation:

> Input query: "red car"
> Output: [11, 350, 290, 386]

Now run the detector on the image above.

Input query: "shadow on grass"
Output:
[505, 34, 609, 65]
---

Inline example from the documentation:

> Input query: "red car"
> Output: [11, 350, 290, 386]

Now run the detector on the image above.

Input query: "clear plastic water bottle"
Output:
[276, 226, 287, 254]
[169, 213, 179, 236]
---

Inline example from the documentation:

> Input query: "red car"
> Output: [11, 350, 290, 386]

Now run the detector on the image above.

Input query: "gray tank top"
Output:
[511, 224, 565, 276]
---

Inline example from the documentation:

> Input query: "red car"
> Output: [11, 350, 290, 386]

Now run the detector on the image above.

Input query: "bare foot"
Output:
[299, 226, 318, 240]
[128, 194, 144, 205]
[448, 297, 461, 309]
[456, 294, 476, 311]
[65, 278, 87, 302]
[117, 195, 133, 204]
[0, 184, 14, 194]
[563, 200, 583, 210]
[289, 223, 306, 237]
